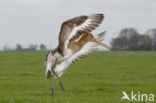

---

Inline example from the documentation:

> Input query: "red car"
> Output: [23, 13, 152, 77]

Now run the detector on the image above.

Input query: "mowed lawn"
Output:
[0, 51, 156, 103]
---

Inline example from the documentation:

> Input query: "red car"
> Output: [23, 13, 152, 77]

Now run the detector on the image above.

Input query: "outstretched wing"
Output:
[58, 14, 104, 56]
[54, 32, 106, 77]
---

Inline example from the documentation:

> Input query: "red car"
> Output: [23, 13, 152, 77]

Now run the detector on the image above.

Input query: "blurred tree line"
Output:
[2, 44, 47, 51]
[111, 28, 156, 51]
[1, 28, 156, 51]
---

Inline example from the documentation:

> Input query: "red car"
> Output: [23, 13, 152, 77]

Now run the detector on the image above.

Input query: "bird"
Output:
[44, 14, 111, 97]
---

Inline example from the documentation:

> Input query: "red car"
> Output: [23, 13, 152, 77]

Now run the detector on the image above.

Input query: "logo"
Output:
[121, 91, 154, 102]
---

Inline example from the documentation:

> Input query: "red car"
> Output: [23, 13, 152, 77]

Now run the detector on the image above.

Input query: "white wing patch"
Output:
[65, 19, 91, 51]
[67, 15, 95, 42]
[54, 32, 106, 77]
[65, 14, 102, 52]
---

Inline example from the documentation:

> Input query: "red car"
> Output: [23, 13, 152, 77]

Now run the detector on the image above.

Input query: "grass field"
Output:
[0, 51, 156, 103]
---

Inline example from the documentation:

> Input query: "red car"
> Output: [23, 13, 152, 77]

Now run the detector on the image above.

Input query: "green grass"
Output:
[0, 51, 156, 103]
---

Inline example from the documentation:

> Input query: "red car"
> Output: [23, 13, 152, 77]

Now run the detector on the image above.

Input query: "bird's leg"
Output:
[52, 70, 65, 91]
[86, 32, 111, 50]
[50, 72, 54, 97]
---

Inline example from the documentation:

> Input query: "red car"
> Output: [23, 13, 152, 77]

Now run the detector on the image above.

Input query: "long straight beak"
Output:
[91, 38, 111, 50]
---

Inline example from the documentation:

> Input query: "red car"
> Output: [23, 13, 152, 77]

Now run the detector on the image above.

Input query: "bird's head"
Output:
[45, 51, 58, 79]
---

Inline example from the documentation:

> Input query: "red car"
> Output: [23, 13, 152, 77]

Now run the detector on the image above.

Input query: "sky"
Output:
[0, 0, 156, 49]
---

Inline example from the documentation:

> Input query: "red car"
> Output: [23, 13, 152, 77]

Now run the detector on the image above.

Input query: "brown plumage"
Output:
[45, 14, 110, 97]
[58, 14, 104, 56]
[69, 32, 98, 53]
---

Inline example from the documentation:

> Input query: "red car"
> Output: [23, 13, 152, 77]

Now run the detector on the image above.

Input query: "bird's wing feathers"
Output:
[58, 14, 104, 56]
[54, 32, 106, 77]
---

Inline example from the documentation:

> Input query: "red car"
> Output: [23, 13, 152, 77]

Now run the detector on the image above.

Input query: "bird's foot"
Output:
[51, 88, 54, 97]
[60, 82, 65, 92]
